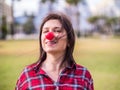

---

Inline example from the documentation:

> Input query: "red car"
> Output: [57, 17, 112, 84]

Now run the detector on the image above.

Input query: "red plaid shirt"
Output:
[16, 63, 94, 90]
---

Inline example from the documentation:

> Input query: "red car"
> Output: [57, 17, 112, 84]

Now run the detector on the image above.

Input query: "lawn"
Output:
[0, 38, 120, 90]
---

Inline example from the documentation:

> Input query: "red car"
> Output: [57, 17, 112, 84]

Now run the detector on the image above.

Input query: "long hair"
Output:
[35, 12, 76, 72]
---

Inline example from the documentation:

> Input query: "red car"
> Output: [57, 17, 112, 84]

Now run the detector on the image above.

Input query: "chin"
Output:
[46, 49, 57, 53]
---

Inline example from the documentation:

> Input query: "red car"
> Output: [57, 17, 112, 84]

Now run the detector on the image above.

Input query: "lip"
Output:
[46, 40, 57, 46]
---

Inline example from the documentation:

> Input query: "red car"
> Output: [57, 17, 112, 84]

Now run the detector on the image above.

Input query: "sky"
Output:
[5, 0, 40, 17]
[5, 0, 104, 17]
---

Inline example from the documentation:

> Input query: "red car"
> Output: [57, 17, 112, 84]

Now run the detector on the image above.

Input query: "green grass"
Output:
[0, 38, 120, 90]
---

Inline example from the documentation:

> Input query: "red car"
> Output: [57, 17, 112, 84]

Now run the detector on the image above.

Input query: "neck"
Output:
[42, 53, 66, 72]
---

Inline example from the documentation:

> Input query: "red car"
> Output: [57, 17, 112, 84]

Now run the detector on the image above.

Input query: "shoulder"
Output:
[75, 64, 93, 80]
[15, 63, 37, 89]
[20, 63, 37, 77]
[75, 64, 88, 72]
[25, 63, 37, 71]
[75, 64, 94, 89]
[75, 64, 91, 73]
[19, 63, 37, 79]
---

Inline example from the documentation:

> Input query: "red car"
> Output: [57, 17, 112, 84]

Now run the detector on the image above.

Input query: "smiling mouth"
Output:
[46, 40, 57, 45]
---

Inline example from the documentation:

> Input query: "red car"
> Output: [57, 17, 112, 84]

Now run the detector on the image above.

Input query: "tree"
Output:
[104, 17, 118, 35]
[11, 0, 21, 38]
[1, 15, 7, 40]
[88, 16, 99, 31]
[65, 0, 83, 37]
[23, 14, 35, 34]
[41, 0, 56, 12]
[88, 15, 106, 34]
[88, 15, 118, 35]
[88, 16, 99, 24]
[66, 0, 82, 5]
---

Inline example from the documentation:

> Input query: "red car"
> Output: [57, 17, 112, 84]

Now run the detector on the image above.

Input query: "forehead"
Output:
[43, 19, 62, 28]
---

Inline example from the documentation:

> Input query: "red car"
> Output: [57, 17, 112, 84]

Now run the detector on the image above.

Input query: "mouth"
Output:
[46, 40, 57, 46]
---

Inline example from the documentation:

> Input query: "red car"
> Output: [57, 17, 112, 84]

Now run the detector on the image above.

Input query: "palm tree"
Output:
[41, 0, 56, 12]
[87, 16, 100, 32]
[23, 14, 35, 34]
[65, 0, 83, 37]
[105, 17, 118, 35]
[88, 15, 109, 34]
[11, 0, 21, 38]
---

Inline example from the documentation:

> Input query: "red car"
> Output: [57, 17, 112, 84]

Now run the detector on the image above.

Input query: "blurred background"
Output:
[0, 0, 120, 90]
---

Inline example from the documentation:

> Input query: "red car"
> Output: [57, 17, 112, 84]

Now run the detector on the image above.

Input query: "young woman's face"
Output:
[41, 19, 68, 54]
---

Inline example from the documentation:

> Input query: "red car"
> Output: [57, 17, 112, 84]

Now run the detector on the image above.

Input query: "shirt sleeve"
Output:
[85, 69, 94, 90]
[15, 68, 28, 90]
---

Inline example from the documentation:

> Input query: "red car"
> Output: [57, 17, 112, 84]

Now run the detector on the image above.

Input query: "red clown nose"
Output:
[45, 32, 55, 40]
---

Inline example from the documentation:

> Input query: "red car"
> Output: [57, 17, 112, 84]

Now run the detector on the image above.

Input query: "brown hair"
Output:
[35, 12, 76, 72]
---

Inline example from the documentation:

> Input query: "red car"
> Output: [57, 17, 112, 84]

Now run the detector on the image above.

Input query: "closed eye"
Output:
[54, 29, 62, 33]
[42, 29, 49, 33]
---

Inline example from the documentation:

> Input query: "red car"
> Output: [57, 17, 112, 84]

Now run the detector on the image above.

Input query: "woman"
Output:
[16, 12, 94, 90]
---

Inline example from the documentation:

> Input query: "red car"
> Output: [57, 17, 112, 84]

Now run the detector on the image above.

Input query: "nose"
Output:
[45, 32, 55, 40]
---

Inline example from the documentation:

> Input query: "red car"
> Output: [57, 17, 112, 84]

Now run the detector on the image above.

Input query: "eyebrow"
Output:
[42, 27, 62, 30]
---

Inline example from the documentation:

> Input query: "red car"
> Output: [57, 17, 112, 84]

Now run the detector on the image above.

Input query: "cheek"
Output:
[41, 34, 45, 46]
[59, 38, 68, 48]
